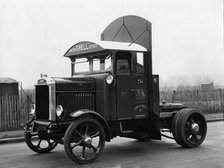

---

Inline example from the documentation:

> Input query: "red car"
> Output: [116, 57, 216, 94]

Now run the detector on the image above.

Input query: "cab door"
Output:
[116, 51, 148, 119]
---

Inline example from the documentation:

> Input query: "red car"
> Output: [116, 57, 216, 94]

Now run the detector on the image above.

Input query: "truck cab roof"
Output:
[64, 41, 147, 58]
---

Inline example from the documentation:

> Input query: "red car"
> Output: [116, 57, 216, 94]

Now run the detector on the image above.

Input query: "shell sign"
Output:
[64, 41, 104, 57]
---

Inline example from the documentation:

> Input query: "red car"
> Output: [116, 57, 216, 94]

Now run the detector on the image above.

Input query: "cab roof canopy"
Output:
[64, 15, 151, 58]
[64, 41, 147, 58]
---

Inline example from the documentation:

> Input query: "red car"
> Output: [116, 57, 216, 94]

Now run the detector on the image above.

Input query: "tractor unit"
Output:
[25, 15, 207, 164]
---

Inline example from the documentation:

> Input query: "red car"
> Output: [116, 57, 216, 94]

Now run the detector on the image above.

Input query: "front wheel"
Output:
[64, 118, 105, 164]
[172, 109, 207, 148]
[24, 125, 58, 154]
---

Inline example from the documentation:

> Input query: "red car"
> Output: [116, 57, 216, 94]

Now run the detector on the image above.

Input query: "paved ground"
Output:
[0, 121, 223, 168]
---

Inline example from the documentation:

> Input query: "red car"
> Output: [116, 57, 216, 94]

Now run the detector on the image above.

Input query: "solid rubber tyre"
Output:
[172, 108, 207, 148]
[172, 111, 184, 146]
[24, 125, 58, 154]
[64, 118, 105, 164]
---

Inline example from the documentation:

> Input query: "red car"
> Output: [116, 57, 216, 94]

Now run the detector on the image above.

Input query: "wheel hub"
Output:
[191, 123, 199, 133]
[84, 137, 92, 145]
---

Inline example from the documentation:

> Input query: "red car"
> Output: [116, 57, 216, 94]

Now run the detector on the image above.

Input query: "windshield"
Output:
[73, 54, 112, 74]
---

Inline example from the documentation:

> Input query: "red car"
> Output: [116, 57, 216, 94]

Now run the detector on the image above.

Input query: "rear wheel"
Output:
[64, 118, 105, 164]
[172, 109, 207, 148]
[171, 111, 183, 146]
[24, 125, 58, 154]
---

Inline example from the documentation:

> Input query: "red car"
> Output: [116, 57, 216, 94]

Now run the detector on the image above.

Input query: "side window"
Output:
[105, 56, 112, 70]
[116, 51, 131, 75]
[135, 52, 144, 74]
[93, 55, 112, 71]
[115, 51, 144, 75]
[74, 58, 89, 73]
[93, 58, 100, 71]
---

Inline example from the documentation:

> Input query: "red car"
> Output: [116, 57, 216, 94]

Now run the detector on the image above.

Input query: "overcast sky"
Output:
[0, 0, 223, 88]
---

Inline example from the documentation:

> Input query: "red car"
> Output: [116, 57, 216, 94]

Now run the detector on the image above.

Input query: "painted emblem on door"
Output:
[135, 89, 146, 101]
[134, 104, 147, 112]
[137, 79, 143, 84]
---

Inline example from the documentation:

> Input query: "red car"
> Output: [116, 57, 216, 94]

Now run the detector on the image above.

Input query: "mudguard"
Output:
[69, 109, 111, 141]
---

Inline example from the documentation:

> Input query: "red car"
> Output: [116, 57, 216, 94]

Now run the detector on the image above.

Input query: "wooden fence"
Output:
[1, 88, 223, 131]
[160, 89, 224, 114]
[0, 95, 31, 131]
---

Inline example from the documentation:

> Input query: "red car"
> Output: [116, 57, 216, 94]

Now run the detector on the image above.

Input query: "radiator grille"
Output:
[35, 85, 49, 120]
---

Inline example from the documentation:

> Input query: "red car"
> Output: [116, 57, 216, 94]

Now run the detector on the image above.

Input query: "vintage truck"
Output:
[25, 15, 207, 164]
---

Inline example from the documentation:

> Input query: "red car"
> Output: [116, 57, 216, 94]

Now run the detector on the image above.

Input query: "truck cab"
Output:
[64, 41, 156, 121]
[25, 15, 207, 164]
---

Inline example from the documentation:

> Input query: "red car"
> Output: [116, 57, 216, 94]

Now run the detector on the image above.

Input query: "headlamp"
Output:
[56, 105, 63, 117]
[106, 74, 114, 85]
[30, 104, 36, 115]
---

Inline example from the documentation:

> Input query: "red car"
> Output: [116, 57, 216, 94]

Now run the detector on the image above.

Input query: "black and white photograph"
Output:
[0, 0, 223, 167]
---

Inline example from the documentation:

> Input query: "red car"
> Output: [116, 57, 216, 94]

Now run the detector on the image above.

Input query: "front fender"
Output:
[70, 109, 97, 118]
[70, 109, 111, 141]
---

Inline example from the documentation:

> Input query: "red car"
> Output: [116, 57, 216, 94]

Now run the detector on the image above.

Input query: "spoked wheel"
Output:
[24, 125, 58, 154]
[172, 109, 207, 148]
[64, 118, 105, 164]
